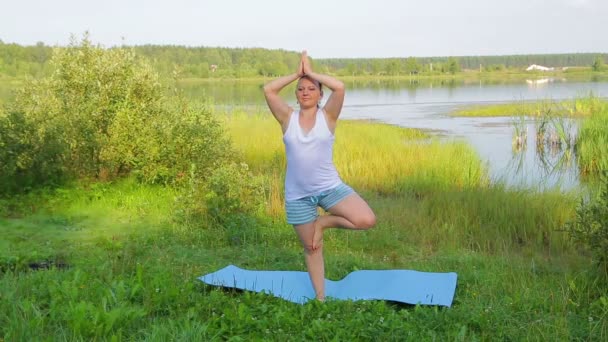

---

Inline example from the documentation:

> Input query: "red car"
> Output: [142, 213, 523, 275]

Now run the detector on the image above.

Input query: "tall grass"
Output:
[577, 101, 608, 175]
[224, 112, 488, 215]
[333, 120, 487, 193]
[222, 112, 579, 254]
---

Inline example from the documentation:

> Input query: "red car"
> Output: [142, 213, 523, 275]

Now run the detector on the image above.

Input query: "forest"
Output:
[1, 39, 606, 79]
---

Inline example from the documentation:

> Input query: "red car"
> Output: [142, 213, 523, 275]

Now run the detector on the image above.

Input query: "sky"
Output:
[1, 0, 607, 59]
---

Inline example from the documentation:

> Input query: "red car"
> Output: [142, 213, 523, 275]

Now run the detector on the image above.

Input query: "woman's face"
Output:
[296, 77, 322, 109]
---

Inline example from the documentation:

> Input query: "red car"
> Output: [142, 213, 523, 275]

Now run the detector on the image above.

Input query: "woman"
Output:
[263, 51, 376, 301]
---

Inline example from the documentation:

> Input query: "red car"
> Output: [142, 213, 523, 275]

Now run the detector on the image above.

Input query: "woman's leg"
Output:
[293, 221, 326, 300]
[312, 192, 376, 250]
[293, 193, 375, 300]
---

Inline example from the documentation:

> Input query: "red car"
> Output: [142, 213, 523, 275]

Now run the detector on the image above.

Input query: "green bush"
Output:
[206, 163, 265, 220]
[100, 99, 233, 185]
[0, 35, 234, 194]
[566, 172, 608, 277]
[10, 35, 164, 179]
[0, 106, 68, 193]
[0, 36, 160, 190]
[173, 162, 265, 228]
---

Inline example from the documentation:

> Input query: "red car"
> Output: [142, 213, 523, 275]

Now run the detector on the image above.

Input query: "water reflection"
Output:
[506, 115, 579, 190]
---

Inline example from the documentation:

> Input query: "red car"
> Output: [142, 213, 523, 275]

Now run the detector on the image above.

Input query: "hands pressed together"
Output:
[297, 50, 313, 77]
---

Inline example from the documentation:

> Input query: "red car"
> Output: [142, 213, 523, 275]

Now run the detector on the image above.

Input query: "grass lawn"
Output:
[1, 117, 606, 341]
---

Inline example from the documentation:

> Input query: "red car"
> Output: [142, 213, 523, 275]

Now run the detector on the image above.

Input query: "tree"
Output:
[447, 57, 461, 74]
[404, 57, 421, 75]
[1, 34, 234, 193]
[592, 56, 606, 72]
[385, 59, 401, 76]
[371, 59, 382, 75]
[345, 62, 357, 76]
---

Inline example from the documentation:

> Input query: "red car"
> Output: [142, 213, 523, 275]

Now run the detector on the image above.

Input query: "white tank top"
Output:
[283, 109, 342, 201]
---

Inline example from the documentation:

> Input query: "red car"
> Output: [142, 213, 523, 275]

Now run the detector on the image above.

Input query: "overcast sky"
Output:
[1, 0, 606, 58]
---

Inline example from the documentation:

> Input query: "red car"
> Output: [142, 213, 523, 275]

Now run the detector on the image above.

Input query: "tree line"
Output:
[1, 39, 606, 79]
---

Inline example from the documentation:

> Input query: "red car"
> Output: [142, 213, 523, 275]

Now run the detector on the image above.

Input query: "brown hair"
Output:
[298, 75, 323, 92]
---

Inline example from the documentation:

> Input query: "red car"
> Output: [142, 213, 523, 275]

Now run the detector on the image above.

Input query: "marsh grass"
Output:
[511, 111, 528, 153]
[224, 112, 488, 215]
[1, 116, 606, 340]
[577, 101, 608, 175]
[530, 97, 607, 178]
[452, 95, 607, 118]
[455, 95, 607, 180]
[454, 102, 537, 118]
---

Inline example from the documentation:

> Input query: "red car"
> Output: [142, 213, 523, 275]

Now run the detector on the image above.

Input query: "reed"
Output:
[455, 95, 607, 178]
[511, 112, 528, 152]
[576, 101, 608, 175]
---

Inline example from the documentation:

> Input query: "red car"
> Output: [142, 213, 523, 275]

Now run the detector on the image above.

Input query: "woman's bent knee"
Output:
[354, 213, 376, 229]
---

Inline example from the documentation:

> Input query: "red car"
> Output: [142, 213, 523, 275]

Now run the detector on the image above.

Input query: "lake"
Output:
[180, 77, 608, 190]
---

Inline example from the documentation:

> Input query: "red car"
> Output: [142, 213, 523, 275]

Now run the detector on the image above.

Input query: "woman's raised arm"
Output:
[263, 61, 303, 129]
[301, 51, 345, 120]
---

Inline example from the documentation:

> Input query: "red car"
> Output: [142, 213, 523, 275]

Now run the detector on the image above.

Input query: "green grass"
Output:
[577, 101, 608, 175]
[223, 112, 488, 216]
[1, 117, 607, 340]
[451, 96, 607, 118]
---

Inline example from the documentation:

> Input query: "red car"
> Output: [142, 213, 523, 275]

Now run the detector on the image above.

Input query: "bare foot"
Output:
[312, 219, 324, 250]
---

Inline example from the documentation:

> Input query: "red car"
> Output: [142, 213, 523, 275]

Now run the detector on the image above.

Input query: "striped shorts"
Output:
[285, 183, 355, 225]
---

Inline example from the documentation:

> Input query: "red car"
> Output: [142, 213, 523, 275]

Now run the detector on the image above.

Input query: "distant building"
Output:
[526, 64, 554, 71]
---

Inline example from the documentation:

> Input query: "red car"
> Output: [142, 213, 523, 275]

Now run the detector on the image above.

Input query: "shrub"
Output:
[1, 35, 164, 192]
[0, 106, 68, 193]
[13, 35, 164, 178]
[100, 99, 233, 185]
[566, 172, 608, 277]
[1, 34, 234, 194]
[173, 162, 265, 228]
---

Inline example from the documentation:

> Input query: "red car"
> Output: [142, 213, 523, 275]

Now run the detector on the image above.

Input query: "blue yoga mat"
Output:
[199, 265, 457, 307]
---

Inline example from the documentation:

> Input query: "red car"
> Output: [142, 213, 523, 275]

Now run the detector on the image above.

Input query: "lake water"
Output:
[180, 77, 608, 190]
[339, 78, 608, 190]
